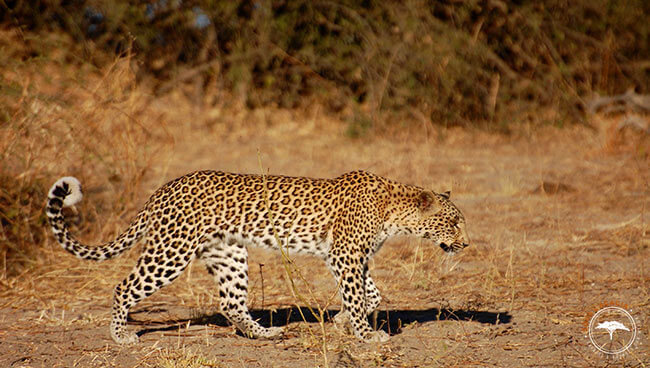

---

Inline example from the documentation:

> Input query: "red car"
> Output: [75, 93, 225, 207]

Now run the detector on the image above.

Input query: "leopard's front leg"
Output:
[327, 255, 389, 343]
[333, 267, 382, 333]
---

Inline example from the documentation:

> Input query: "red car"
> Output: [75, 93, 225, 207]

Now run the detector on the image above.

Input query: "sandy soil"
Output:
[1, 110, 648, 367]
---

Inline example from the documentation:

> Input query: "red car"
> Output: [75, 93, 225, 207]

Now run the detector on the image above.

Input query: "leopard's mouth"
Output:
[439, 242, 469, 253]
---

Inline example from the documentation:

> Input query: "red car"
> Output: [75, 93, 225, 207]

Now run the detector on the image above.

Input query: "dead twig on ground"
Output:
[587, 88, 650, 115]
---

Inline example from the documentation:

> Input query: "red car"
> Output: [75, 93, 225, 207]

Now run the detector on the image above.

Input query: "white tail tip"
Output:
[49, 176, 83, 207]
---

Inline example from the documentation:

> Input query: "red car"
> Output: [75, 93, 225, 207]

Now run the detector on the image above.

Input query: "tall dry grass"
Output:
[0, 29, 172, 278]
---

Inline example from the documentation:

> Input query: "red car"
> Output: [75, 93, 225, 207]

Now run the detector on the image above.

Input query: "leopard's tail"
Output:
[46, 177, 148, 261]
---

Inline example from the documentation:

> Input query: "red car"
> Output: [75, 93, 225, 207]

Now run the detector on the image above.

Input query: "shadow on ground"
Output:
[132, 306, 512, 338]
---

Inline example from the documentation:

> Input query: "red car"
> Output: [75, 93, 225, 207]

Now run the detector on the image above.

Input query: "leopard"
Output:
[46, 170, 470, 344]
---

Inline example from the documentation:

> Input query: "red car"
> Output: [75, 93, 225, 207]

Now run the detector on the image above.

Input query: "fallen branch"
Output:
[587, 88, 650, 115]
[617, 115, 650, 134]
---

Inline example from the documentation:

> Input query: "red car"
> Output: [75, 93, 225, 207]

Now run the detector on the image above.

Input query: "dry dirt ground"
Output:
[1, 108, 649, 367]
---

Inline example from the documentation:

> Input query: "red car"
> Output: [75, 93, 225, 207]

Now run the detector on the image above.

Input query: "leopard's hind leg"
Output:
[200, 239, 283, 339]
[110, 235, 196, 344]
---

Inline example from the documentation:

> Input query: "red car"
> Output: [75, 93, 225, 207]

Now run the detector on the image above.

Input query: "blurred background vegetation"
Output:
[1, 0, 649, 277]
[2, 0, 649, 132]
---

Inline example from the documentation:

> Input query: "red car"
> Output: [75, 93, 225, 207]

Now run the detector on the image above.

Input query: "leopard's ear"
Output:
[440, 191, 451, 200]
[418, 191, 442, 213]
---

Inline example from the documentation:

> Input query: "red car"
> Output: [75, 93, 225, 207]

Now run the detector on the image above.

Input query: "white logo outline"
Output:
[588, 306, 637, 355]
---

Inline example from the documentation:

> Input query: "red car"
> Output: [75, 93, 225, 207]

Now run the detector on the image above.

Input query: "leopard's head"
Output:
[415, 190, 470, 254]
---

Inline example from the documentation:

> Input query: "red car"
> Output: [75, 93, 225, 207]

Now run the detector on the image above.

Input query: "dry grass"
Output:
[1, 27, 649, 368]
[0, 28, 173, 278]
